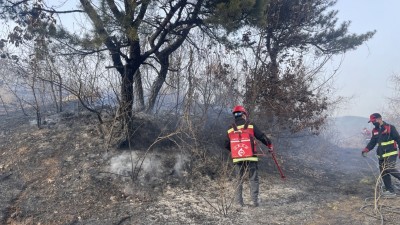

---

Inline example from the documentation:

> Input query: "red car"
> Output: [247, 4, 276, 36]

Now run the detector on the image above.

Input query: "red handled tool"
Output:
[269, 149, 286, 179]
[256, 143, 286, 179]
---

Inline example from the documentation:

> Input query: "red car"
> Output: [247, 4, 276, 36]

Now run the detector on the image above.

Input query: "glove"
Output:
[362, 148, 369, 157]
[267, 144, 274, 153]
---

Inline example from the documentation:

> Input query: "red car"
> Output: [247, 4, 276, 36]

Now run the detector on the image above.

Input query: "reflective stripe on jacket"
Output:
[366, 122, 400, 159]
[227, 124, 254, 134]
[233, 157, 258, 163]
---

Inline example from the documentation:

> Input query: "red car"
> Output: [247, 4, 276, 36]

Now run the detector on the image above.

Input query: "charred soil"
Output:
[1, 112, 400, 225]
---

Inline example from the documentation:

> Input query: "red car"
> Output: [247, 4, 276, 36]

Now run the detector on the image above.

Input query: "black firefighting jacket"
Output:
[366, 121, 400, 159]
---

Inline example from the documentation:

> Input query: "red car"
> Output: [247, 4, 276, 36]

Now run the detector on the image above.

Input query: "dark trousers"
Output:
[234, 161, 259, 204]
[379, 155, 400, 192]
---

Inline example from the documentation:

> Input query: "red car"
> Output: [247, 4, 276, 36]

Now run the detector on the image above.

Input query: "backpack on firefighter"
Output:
[228, 121, 256, 159]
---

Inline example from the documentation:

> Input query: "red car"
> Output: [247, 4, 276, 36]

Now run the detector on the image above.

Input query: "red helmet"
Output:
[368, 113, 382, 123]
[232, 105, 248, 116]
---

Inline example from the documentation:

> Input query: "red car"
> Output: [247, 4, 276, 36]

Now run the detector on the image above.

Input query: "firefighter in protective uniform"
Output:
[362, 113, 400, 198]
[224, 105, 273, 207]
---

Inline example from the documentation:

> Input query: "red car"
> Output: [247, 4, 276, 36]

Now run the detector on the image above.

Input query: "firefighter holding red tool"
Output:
[224, 105, 274, 207]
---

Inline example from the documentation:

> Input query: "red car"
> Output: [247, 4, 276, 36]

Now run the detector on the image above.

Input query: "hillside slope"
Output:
[1, 112, 400, 225]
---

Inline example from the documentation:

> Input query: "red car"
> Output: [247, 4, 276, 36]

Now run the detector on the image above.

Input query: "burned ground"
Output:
[1, 111, 400, 225]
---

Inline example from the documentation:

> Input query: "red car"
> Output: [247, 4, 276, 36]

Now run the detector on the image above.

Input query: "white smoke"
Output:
[173, 154, 189, 176]
[109, 152, 163, 180]
[109, 152, 190, 183]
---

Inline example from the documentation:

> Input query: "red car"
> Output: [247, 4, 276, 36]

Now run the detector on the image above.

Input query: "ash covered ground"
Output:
[1, 111, 400, 225]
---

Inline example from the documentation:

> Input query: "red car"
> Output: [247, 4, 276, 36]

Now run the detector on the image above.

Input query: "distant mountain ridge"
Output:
[333, 115, 370, 132]
[327, 116, 371, 148]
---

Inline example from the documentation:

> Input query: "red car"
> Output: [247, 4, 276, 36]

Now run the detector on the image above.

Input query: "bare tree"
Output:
[0, 0, 268, 146]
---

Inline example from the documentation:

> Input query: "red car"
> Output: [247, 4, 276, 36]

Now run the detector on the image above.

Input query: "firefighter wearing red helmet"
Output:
[232, 105, 248, 117]
[362, 113, 400, 198]
[224, 105, 273, 207]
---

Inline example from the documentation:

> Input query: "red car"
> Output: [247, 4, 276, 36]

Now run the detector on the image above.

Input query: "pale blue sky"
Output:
[332, 0, 400, 117]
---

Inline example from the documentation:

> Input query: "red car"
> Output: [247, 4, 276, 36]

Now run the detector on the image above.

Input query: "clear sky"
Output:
[332, 0, 400, 117]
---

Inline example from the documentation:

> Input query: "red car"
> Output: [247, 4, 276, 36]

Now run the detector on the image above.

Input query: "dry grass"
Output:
[1, 112, 400, 225]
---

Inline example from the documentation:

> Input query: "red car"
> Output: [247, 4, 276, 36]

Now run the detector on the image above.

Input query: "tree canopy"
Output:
[241, 0, 375, 132]
[0, 0, 376, 137]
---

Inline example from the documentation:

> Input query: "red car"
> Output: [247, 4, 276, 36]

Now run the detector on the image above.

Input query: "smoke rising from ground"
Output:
[109, 151, 190, 182]
[173, 154, 189, 176]
[109, 152, 162, 180]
